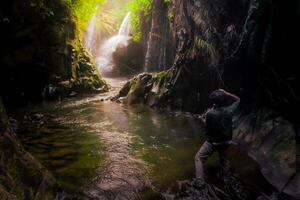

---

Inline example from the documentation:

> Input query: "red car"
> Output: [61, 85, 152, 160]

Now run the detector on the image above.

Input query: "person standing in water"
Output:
[195, 89, 240, 180]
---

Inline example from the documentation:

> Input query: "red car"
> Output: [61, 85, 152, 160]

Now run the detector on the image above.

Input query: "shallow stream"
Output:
[12, 78, 274, 199]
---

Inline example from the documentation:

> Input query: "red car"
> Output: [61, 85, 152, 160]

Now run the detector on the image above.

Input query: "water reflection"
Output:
[14, 92, 272, 199]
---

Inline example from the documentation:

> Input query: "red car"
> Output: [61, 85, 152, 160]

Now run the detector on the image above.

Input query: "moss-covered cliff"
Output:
[120, 0, 249, 112]
[0, 0, 107, 106]
[122, 0, 300, 116]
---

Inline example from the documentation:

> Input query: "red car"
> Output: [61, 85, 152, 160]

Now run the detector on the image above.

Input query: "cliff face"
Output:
[118, 0, 300, 198]
[144, 0, 175, 72]
[129, 0, 300, 116]
[223, 0, 300, 118]
[0, 98, 57, 199]
[122, 0, 250, 112]
[0, 0, 107, 107]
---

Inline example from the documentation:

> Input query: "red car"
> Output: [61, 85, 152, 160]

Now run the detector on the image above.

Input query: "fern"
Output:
[195, 37, 218, 64]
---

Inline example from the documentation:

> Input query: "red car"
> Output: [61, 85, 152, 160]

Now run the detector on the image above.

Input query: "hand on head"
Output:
[217, 89, 227, 95]
[217, 89, 240, 102]
[209, 89, 240, 107]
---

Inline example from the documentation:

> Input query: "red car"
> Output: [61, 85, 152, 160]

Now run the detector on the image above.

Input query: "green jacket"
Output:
[204, 100, 239, 143]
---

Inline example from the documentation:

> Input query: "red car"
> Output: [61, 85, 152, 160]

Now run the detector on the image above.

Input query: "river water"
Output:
[12, 78, 274, 199]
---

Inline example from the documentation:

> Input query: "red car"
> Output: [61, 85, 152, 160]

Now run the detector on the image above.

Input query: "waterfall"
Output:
[118, 12, 131, 36]
[85, 14, 96, 52]
[95, 12, 131, 75]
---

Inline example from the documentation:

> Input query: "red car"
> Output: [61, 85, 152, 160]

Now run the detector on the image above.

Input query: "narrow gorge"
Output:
[1, 0, 299, 199]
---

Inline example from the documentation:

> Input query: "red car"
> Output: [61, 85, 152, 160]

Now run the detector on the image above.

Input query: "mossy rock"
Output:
[1, 99, 58, 199]
[116, 73, 153, 104]
[71, 46, 108, 94]
[116, 71, 171, 106]
[118, 78, 138, 98]
[154, 71, 168, 82]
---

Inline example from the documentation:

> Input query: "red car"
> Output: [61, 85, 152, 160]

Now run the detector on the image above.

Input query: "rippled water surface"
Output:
[12, 78, 273, 199]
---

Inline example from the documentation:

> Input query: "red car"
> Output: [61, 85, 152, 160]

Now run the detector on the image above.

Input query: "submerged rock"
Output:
[165, 178, 230, 200]
[163, 173, 295, 200]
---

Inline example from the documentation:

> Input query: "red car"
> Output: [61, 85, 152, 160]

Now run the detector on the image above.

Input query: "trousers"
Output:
[195, 141, 230, 179]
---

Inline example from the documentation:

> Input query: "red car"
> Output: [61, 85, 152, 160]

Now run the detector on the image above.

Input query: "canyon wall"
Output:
[0, 98, 58, 199]
[118, 0, 300, 198]
[132, 0, 300, 116]
[144, 0, 175, 72]
[0, 0, 107, 107]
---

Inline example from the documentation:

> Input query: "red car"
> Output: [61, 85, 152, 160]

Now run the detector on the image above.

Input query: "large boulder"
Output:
[233, 111, 300, 198]
[117, 73, 153, 104]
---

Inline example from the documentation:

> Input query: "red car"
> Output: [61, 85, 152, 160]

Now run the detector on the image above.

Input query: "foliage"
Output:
[63, 0, 104, 28]
[102, 0, 131, 28]
[94, 10, 118, 36]
[155, 71, 168, 81]
[128, 0, 152, 41]
[167, 3, 175, 21]
[167, 12, 175, 20]
[195, 37, 218, 64]
[92, 0, 131, 38]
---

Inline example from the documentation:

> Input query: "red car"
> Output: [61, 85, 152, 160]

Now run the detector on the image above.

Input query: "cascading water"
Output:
[85, 14, 96, 52]
[95, 12, 131, 75]
[118, 12, 131, 36]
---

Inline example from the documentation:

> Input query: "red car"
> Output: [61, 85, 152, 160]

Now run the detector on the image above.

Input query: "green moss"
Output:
[125, 73, 153, 104]
[195, 37, 218, 64]
[128, 0, 152, 41]
[118, 78, 138, 97]
[63, 0, 104, 30]
[70, 45, 108, 93]
[154, 71, 167, 82]
[118, 73, 154, 100]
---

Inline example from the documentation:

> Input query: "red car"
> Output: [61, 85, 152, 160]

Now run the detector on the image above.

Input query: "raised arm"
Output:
[218, 89, 240, 102]
[218, 89, 240, 114]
